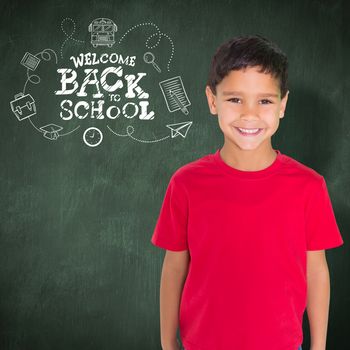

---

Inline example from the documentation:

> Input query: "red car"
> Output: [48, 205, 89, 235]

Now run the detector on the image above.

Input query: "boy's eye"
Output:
[227, 97, 241, 103]
[260, 99, 273, 104]
[227, 98, 273, 104]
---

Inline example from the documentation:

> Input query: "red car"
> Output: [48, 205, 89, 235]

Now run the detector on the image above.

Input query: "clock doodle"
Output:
[83, 127, 103, 147]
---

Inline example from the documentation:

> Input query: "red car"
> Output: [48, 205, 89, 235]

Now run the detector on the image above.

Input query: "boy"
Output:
[150, 35, 344, 350]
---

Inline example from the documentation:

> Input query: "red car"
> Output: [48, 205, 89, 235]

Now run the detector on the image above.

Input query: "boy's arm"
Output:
[160, 249, 190, 350]
[306, 250, 330, 350]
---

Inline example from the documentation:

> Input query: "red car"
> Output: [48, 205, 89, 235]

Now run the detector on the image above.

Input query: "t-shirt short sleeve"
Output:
[150, 173, 189, 251]
[305, 176, 344, 251]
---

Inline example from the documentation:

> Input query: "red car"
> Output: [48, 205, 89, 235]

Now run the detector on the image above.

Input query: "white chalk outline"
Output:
[118, 22, 174, 72]
[10, 92, 37, 121]
[11, 18, 192, 146]
[88, 18, 117, 48]
[20, 52, 41, 71]
[106, 125, 170, 143]
[60, 18, 85, 59]
[159, 76, 191, 114]
[83, 127, 103, 147]
[20, 47, 80, 139]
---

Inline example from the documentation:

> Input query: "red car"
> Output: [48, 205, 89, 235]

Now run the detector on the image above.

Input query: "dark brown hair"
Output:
[207, 34, 288, 98]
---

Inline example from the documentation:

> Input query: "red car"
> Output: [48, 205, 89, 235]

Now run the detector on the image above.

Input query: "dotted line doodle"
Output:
[145, 32, 174, 72]
[60, 18, 85, 59]
[118, 22, 161, 45]
[118, 22, 175, 72]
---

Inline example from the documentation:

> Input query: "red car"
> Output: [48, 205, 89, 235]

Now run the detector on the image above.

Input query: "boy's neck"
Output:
[219, 144, 278, 172]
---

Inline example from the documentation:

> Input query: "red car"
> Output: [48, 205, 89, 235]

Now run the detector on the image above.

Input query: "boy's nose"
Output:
[240, 103, 260, 119]
[240, 109, 260, 121]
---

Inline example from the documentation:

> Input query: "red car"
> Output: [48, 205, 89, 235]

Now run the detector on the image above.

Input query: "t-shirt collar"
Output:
[212, 148, 283, 179]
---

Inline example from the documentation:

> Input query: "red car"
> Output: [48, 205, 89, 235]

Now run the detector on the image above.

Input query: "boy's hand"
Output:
[162, 339, 181, 350]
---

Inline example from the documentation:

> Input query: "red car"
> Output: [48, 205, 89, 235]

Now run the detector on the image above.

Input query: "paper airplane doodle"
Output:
[39, 124, 63, 140]
[159, 76, 191, 115]
[10, 93, 37, 121]
[166, 121, 192, 138]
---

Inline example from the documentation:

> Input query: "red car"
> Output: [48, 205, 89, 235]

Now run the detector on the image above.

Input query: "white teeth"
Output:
[238, 128, 260, 133]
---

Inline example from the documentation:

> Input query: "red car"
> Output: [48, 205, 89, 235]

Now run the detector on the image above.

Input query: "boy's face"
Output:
[205, 66, 289, 152]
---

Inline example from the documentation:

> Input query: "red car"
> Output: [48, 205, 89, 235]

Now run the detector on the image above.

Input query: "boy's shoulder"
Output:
[280, 152, 324, 183]
[170, 152, 214, 182]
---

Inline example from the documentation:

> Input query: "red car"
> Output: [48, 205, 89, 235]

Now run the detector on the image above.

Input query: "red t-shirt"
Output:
[151, 148, 344, 350]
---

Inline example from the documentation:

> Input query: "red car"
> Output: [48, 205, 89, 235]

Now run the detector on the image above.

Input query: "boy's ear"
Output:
[279, 90, 289, 118]
[205, 85, 218, 115]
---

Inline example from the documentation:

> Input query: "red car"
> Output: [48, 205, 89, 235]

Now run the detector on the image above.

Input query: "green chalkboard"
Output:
[0, 0, 348, 349]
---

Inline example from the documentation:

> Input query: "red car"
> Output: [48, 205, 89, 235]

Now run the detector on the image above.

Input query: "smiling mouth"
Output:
[234, 127, 263, 136]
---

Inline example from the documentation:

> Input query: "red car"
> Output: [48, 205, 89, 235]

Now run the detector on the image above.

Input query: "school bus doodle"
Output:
[89, 18, 118, 48]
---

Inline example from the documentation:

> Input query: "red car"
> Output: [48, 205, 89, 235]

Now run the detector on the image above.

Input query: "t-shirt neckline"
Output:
[212, 148, 283, 179]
